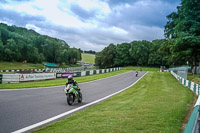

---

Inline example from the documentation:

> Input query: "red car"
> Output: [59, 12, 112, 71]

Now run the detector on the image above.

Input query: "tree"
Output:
[95, 44, 116, 68]
[148, 39, 166, 66]
[114, 43, 132, 66]
[101, 44, 116, 68]
[164, 0, 200, 67]
[0, 23, 81, 64]
[129, 41, 151, 66]
[95, 52, 103, 68]
[0, 40, 4, 60]
[5, 39, 21, 61]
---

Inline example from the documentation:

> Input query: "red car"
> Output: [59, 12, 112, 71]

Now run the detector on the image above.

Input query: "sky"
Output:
[0, 0, 181, 52]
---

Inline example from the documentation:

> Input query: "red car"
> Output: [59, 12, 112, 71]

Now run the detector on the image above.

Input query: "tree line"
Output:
[0, 23, 81, 64]
[95, 39, 168, 68]
[83, 50, 96, 54]
[95, 0, 200, 69]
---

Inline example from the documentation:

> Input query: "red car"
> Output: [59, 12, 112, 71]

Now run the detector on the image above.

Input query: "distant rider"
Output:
[66, 75, 80, 95]
[136, 71, 138, 77]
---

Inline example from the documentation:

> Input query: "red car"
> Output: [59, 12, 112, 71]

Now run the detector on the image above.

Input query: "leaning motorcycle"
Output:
[64, 84, 82, 105]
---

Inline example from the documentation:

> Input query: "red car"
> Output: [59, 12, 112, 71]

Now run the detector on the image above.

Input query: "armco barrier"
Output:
[184, 105, 200, 133]
[1, 73, 56, 84]
[0, 66, 86, 73]
[0, 67, 122, 84]
[0, 69, 43, 73]
[56, 72, 75, 78]
[0, 74, 2, 84]
[76, 72, 81, 77]
[74, 67, 121, 77]
[171, 71, 200, 133]
[2, 74, 20, 83]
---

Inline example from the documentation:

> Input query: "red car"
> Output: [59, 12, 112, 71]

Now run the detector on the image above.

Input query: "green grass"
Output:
[0, 70, 129, 89]
[33, 72, 196, 133]
[123, 66, 160, 72]
[188, 74, 200, 85]
[81, 53, 95, 64]
[0, 61, 44, 70]
[0, 61, 83, 71]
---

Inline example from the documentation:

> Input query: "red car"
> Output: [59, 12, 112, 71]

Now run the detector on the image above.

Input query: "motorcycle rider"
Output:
[66, 75, 80, 95]
[136, 71, 138, 77]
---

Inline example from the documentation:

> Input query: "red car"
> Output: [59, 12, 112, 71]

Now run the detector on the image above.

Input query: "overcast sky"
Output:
[0, 0, 181, 51]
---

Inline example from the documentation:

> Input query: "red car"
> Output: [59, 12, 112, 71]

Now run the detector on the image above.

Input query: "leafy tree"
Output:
[129, 41, 151, 66]
[95, 44, 116, 68]
[0, 23, 82, 64]
[102, 44, 116, 68]
[84, 50, 96, 54]
[114, 43, 132, 66]
[5, 39, 21, 61]
[148, 39, 166, 66]
[164, 0, 200, 67]
[0, 40, 4, 60]
[95, 52, 103, 68]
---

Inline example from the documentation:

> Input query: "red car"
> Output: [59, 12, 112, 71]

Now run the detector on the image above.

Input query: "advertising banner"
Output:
[19, 73, 56, 81]
[56, 72, 75, 78]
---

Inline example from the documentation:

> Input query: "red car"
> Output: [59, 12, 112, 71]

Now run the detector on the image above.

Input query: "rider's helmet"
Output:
[68, 75, 73, 79]
[68, 75, 73, 82]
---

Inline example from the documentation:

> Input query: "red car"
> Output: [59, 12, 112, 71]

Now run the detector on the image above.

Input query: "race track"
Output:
[0, 71, 146, 133]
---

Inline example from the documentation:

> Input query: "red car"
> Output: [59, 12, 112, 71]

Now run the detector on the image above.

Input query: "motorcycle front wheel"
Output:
[67, 94, 74, 105]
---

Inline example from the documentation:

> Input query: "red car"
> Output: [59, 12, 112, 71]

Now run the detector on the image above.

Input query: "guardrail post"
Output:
[188, 81, 191, 89]
[86, 71, 90, 76]
[93, 70, 96, 75]
[0, 74, 2, 84]
[99, 69, 102, 74]
[75, 72, 81, 77]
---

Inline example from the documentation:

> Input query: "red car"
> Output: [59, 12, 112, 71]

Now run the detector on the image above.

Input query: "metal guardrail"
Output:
[184, 97, 200, 133]
[0, 74, 2, 84]
[0, 66, 92, 73]
[170, 71, 200, 133]
[184, 103, 200, 133]
[0, 67, 122, 84]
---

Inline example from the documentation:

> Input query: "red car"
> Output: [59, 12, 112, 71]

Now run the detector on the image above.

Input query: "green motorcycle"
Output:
[64, 84, 82, 105]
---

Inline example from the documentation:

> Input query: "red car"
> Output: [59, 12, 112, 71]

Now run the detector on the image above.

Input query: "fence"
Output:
[170, 71, 200, 133]
[0, 66, 89, 73]
[0, 67, 121, 84]
[75, 67, 121, 77]
[1, 73, 56, 84]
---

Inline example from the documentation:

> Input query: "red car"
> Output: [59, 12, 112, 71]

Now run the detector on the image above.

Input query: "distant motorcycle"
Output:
[64, 84, 82, 105]
[136, 71, 138, 77]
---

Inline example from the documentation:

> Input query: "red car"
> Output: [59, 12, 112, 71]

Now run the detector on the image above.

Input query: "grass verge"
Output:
[0, 70, 129, 89]
[188, 74, 200, 85]
[0, 61, 44, 70]
[33, 72, 196, 133]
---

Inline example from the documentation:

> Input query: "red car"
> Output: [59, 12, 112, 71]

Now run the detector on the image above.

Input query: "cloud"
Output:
[104, 0, 180, 7]
[99, 0, 180, 29]
[0, 0, 8, 4]
[0, 0, 181, 51]
[70, 4, 97, 21]
[0, 8, 45, 27]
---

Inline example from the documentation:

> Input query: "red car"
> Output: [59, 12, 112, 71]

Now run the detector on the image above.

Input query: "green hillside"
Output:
[0, 61, 44, 70]
[0, 23, 81, 64]
[81, 53, 95, 64]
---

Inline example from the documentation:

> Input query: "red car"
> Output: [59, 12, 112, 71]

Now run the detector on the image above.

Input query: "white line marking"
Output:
[12, 72, 148, 133]
[0, 71, 132, 91]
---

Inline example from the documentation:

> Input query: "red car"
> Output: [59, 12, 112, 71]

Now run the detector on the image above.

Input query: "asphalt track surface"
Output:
[0, 71, 146, 133]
